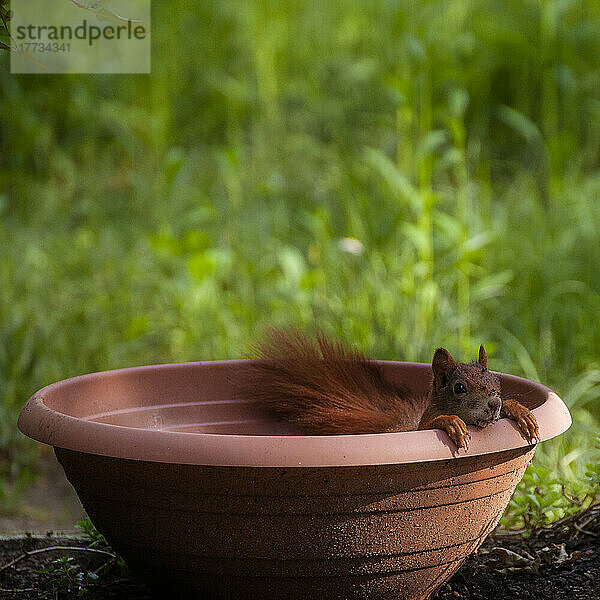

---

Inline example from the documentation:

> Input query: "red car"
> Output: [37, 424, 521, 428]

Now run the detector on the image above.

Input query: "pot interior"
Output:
[44, 361, 546, 436]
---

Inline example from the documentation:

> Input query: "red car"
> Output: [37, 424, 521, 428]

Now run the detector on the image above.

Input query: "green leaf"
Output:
[463, 231, 495, 253]
[498, 105, 544, 144]
[278, 246, 306, 284]
[363, 147, 420, 212]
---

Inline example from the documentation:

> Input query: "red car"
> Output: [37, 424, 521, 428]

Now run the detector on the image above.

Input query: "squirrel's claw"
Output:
[427, 415, 470, 451]
[502, 398, 540, 445]
[517, 413, 540, 444]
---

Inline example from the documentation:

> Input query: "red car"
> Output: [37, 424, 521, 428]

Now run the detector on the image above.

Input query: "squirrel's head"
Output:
[431, 345, 502, 428]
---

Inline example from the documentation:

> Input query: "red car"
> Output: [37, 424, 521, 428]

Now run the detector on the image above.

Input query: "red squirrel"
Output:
[243, 328, 540, 450]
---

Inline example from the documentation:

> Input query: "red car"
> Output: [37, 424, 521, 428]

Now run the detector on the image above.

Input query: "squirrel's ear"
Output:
[432, 348, 457, 380]
[478, 345, 488, 369]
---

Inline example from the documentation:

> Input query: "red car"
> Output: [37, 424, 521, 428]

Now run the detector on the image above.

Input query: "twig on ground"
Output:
[92, 555, 116, 576]
[0, 545, 116, 575]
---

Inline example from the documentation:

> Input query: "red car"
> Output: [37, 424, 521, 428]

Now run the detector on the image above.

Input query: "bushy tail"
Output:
[241, 328, 421, 435]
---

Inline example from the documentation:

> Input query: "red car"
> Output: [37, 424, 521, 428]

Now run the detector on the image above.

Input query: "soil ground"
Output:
[435, 514, 599, 600]
[0, 509, 597, 600]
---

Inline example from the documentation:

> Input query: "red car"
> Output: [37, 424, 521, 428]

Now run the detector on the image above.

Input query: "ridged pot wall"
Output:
[55, 446, 533, 600]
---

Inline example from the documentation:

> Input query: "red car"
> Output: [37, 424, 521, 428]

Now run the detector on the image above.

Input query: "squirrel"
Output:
[241, 328, 540, 450]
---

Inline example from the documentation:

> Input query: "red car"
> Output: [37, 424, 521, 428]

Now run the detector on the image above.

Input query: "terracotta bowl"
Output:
[18, 361, 571, 600]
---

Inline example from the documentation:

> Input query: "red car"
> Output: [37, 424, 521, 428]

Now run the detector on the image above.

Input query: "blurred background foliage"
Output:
[0, 0, 599, 525]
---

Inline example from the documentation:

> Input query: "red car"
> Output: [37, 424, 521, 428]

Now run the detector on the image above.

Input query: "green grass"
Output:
[1, 0, 599, 524]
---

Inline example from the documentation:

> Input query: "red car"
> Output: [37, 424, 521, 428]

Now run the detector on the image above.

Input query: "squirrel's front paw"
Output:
[429, 414, 470, 451]
[502, 399, 540, 444]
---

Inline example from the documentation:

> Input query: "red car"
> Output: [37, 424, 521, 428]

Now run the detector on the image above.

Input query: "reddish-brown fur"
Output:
[243, 328, 423, 434]
[241, 328, 539, 449]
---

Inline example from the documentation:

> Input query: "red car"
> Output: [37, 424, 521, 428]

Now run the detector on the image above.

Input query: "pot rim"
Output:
[18, 360, 571, 467]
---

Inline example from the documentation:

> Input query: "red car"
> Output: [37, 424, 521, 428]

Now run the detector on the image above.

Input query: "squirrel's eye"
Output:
[453, 382, 467, 395]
